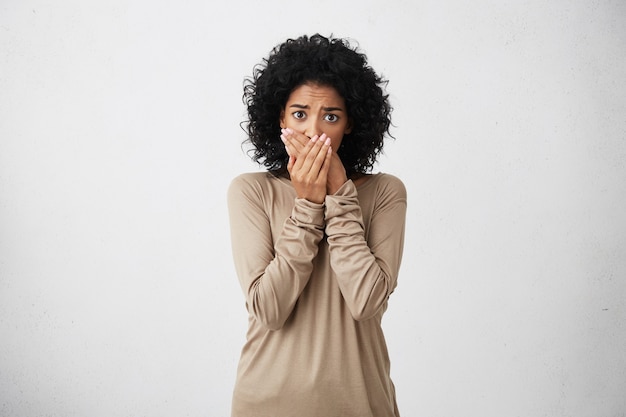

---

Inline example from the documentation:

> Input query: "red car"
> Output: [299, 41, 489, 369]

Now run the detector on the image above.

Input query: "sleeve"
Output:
[227, 175, 326, 330]
[324, 176, 407, 321]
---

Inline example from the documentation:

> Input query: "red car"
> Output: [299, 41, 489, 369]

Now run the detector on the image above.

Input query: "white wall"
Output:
[1, 1, 625, 416]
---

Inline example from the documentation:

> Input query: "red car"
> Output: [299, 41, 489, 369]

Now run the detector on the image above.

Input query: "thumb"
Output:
[287, 155, 295, 173]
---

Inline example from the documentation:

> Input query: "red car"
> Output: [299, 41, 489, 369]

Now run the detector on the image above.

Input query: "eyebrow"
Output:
[289, 104, 345, 112]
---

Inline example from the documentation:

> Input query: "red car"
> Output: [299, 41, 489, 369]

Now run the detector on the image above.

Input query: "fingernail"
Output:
[311, 135, 319, 142]
[285, 128, 293, 134]
[280, 134, 286, 143]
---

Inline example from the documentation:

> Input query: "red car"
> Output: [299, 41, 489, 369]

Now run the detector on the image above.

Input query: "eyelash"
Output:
[291, 112, 340, 123]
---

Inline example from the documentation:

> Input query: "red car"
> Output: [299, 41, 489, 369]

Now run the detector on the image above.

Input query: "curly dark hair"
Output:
[242, 34, 392, 175]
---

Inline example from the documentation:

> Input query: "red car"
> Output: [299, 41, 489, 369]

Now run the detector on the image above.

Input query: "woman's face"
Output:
[280, 83, 352, 150]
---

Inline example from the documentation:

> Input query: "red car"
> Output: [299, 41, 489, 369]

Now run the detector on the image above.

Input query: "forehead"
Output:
[286, 83, 345, 106]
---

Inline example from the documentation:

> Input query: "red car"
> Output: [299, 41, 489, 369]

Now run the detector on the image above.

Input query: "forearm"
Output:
[325, 180, 406, 320]
[228, 179, 325, 330]
[248, 199, 325, 329]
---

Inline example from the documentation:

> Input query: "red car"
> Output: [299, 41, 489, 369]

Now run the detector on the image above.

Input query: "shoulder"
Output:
[369, 173, 407, 201]
[227, 172, 272, 203]
[228, 171, 294, 206]
[228, 172, 275, 194]
[229, 171, 269, 187]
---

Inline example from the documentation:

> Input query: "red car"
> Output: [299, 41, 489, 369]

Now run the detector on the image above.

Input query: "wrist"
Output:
[327, 178, 347, 195]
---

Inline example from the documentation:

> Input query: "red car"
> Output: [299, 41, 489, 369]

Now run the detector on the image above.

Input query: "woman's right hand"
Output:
[282, 128, 348, 196]
[282, 131, 332, 204]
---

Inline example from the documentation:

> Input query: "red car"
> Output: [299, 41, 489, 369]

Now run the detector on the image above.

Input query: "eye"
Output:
[292, 111, 306, 120]
[324, 114, 339, 123]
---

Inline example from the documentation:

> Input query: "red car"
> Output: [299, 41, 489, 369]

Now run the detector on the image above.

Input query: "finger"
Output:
[292, 134, 321, 171]
[281, 128, 308, 156]
[287, 154, 295, 173]
[297, 134, 325, 171]
[318, 143, 333, 180]
[282, 131, 309, 160]
[282, 128, 308, 146]
[281, 134, 302, 160]
[280, 134, 293, 157]
[304, 134, 332, 176]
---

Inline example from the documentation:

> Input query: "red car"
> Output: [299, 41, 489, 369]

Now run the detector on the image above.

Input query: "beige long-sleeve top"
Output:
[227, 171, 407, 417]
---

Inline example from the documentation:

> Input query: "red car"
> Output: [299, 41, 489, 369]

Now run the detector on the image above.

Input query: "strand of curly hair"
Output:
[242, 34, 393, 176]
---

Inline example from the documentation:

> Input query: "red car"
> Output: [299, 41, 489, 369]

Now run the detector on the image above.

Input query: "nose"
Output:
[304, 119, 322, 139]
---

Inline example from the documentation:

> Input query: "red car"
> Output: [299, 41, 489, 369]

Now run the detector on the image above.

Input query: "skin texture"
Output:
[279, 83, 360, 203]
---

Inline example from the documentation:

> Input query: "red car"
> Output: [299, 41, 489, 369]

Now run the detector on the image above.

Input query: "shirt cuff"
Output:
[325, 180, 359, 219]
[291, 198, 325, 229]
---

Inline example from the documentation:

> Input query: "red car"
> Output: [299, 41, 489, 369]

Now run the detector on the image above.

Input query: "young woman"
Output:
[228, 34, 407, 417]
